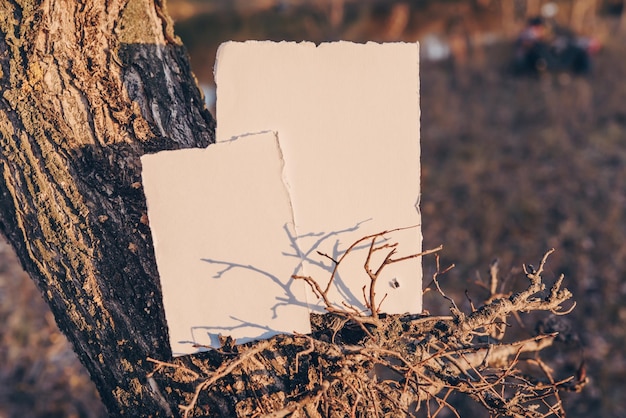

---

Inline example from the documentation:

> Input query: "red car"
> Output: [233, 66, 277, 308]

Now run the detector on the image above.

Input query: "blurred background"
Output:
[2, 0, 626, 416]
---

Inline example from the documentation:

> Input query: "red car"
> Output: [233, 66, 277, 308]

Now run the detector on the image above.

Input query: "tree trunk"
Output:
[0, 0, 214, 415]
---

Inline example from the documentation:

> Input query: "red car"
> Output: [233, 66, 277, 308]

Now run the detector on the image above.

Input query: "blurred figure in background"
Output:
[513, 3, 600, 76]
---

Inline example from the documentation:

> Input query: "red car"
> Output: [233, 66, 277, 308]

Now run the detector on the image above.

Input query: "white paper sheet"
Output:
[215, 41, 422, 315]
[142, 132, 312, 355]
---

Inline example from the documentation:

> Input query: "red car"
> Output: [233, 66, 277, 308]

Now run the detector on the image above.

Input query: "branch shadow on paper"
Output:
[178, 220, 372, 352]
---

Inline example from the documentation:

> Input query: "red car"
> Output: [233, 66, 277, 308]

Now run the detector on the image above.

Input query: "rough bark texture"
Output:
[0, 0, 214, 415]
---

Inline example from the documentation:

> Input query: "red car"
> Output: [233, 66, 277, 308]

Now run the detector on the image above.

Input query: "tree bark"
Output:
[0, 0, 214, 415]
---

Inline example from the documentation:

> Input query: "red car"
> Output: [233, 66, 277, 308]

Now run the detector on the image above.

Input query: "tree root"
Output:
[148, 240, 586, 417]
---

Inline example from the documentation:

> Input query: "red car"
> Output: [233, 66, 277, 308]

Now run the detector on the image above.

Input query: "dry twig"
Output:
[147, 236, 584, 417]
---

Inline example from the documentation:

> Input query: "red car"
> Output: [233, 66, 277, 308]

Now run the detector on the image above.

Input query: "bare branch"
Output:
[149, 243, 582, 418]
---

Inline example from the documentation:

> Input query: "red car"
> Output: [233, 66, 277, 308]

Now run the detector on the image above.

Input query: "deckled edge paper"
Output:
[214, 41, 422, 315]
[141, 132, 312, 356]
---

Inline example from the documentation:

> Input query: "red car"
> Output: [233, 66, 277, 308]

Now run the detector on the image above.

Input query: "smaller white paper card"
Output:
[142, 132, 312, 356]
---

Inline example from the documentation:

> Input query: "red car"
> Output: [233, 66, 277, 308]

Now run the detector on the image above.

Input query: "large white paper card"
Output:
[142, 132, 312, 355]
[215, 41, 422, 315]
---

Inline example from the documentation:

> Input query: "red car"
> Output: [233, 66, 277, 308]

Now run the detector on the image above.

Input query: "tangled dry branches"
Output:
[147, 231, 586, 417]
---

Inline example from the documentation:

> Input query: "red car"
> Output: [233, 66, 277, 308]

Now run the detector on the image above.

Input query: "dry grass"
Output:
[420, 32, 626, 417]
